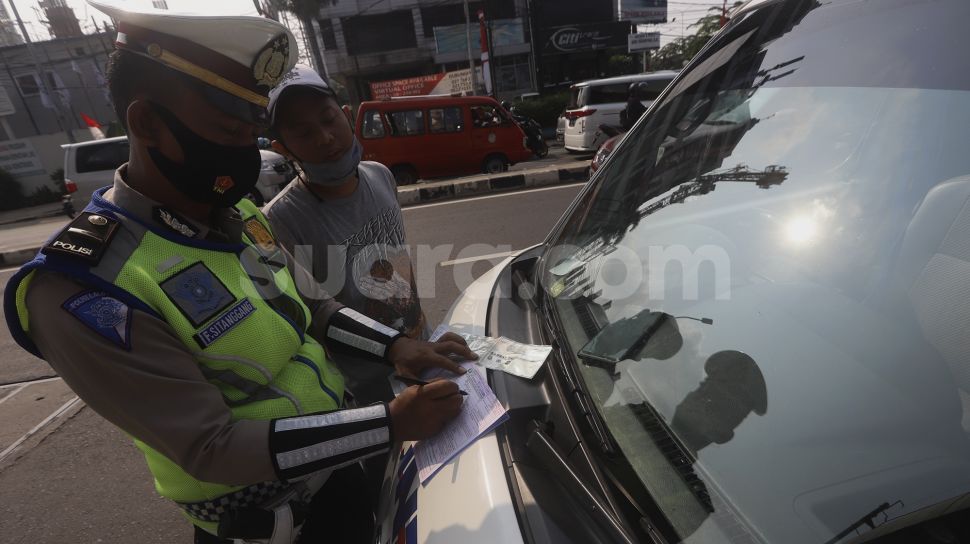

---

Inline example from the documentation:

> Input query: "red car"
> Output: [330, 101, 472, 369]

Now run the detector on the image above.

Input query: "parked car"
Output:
[62, 136, 129, 205]
[63, 137, 293, 207]
[563, 71, 677, 153]
[556, 111, 567, 146]
[356, 95, 533, 185]
[376, 0, 970, 543]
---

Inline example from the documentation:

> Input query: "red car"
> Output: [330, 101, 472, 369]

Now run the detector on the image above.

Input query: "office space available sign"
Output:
[620, 0, 668, 24]
[370, 69, 475, 100]
[543, 22, 631, 55]
[0, 139, 45, 177]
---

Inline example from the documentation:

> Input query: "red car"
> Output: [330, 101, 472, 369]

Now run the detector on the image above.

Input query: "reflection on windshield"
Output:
[540, 0, 970, 542]
[670, 351, 767, 456]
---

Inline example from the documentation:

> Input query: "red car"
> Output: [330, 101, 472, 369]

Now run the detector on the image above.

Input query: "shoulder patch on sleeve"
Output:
[244, 217, 278, 255]
[62, 290, 132, 350]
[43, 212, 119, 264]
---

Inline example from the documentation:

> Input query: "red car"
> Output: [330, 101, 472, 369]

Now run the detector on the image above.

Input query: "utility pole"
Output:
[463, 0, 479, 94]
[7, 0, 75, 142]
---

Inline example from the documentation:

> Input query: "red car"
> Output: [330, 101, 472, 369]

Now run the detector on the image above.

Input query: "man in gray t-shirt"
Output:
[263, 66, 429, 353]
[265, 161, 428, 340]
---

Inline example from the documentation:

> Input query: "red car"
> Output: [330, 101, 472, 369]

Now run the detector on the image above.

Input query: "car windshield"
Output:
[540, 1, 970, 543]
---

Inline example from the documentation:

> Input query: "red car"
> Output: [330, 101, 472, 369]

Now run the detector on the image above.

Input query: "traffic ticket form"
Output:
[409, 326, 509, 484]
[414, 361, 508, 484]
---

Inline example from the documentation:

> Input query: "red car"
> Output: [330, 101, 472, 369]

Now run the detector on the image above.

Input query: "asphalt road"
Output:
[0, 182, 585, 543]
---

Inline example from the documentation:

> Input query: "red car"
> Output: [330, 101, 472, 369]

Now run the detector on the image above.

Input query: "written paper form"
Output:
[410, 326, 509, 484]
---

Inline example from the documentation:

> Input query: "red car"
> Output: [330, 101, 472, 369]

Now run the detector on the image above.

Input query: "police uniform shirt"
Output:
[23, 167, 352, 485]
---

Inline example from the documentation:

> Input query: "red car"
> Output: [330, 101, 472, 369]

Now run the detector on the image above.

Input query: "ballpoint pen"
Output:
[393, 374, 468, 396]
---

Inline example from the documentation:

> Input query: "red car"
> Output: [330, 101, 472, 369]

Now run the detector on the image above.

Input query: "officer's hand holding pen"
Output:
[394, 374, 468, 396]
[388, 378, 464, 441]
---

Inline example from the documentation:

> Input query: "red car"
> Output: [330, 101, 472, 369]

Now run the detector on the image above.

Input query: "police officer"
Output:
[2, 2, 475, 543]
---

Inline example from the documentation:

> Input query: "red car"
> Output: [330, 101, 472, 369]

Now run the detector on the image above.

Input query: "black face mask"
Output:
[147, 104, 261, 208]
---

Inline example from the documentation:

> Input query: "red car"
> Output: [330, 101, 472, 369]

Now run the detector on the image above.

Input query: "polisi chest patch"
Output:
[62, 290, 132, 350]
[160, 262, 235, 327]
[43, 212, 119, 264]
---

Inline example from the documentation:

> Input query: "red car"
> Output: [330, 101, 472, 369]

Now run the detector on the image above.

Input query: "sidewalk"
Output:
[0, 162, 590, 269]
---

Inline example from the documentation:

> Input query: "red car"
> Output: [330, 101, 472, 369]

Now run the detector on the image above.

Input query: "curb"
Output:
[0, 163, 590, 268]
[397, 163, 589, 207]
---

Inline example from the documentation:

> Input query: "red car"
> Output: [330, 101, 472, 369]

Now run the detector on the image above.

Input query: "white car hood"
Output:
[376, 256, 525, 544]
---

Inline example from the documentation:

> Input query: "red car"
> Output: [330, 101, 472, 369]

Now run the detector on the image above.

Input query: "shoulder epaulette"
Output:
[42, 212, 120, 265]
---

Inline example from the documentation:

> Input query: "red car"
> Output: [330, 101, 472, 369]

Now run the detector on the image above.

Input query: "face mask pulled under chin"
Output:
[296, 137, 362, 187]
[147, 103, 262, 208]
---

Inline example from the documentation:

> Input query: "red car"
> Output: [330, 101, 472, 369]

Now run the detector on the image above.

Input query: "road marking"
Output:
[439, 251, 517, 267]
[0, 383, 27, 405]
[0, 375, 62, 389]
[403, 182, 586, 211]
[0, 395, 81, 464]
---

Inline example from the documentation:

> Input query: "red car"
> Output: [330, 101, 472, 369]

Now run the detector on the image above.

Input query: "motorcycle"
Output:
[509, 110, 549, 159]
[590, 124, 625, 174]
[61, 194, 76, 219]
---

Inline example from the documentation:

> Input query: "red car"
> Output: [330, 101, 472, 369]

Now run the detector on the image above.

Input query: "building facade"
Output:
[0, 31, 117, 140]
[311, 0, 626, 103]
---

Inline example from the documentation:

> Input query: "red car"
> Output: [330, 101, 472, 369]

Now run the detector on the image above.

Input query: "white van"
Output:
[62, 136, 294, 206]
[563, 71, 678, 153]
[62, 136, 130, 205]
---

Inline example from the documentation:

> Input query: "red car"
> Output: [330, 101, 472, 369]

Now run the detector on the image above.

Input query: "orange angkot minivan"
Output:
[355, 95, 533, 185]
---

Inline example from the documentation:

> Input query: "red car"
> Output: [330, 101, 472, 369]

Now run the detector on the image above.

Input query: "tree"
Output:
[270, 0, 339, 73]
[653, 4, 743, 71]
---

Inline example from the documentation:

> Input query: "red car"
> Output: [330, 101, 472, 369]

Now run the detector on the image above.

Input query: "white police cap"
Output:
[267, 65, 336, 127]
[88, 0, 298, 123]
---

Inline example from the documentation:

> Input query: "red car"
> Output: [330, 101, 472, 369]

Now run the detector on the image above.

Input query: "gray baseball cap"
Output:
[267, 65, 336, 127]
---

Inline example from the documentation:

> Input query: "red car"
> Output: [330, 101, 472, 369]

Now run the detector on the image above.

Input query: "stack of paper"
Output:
[413, 361, 508, 484]
[403, 326, 552, 485]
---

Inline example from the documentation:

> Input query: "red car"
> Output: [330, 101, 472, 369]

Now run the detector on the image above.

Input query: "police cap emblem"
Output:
[252, 33, 290, 88]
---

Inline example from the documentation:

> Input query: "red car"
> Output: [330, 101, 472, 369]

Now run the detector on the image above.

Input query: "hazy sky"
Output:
[4, 0, 721, 55]
[5, 0, 259, 41]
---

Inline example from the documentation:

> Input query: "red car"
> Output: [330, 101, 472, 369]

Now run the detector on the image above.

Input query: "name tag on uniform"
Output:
[193, 299, 257, 348]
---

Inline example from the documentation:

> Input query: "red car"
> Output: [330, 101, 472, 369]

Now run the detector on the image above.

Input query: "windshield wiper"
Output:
[540, 300, 617, 456]
[527, 420, 645, 544]
[823, 500, 903, 544]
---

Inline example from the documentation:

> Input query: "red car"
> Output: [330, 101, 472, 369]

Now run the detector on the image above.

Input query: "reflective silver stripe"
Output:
[275, 427, 390, 470]
[337, 307, 399, 339]
[195, 352, 305, 414]
[275, 404, 385, 432]
[327, 327, 386, 357]
[156, 255, 184, 274]
[195, 352, 274, 382]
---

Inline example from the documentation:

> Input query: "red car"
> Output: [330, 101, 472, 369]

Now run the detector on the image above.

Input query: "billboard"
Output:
[370, 69, 476, 100]
[629, 32, 661, 52]
[542, 22, 631, 55]
[620, 0, 668, 24]
[434, 18, 525, 56]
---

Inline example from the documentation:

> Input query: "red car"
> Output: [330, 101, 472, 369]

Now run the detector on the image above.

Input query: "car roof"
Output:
[570, 71, 680, 89]
[360, 95, 499, 108]
[61, 135, 129, 150]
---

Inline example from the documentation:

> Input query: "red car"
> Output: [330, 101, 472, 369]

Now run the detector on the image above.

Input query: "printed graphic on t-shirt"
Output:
[342, 206, 426, 339]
